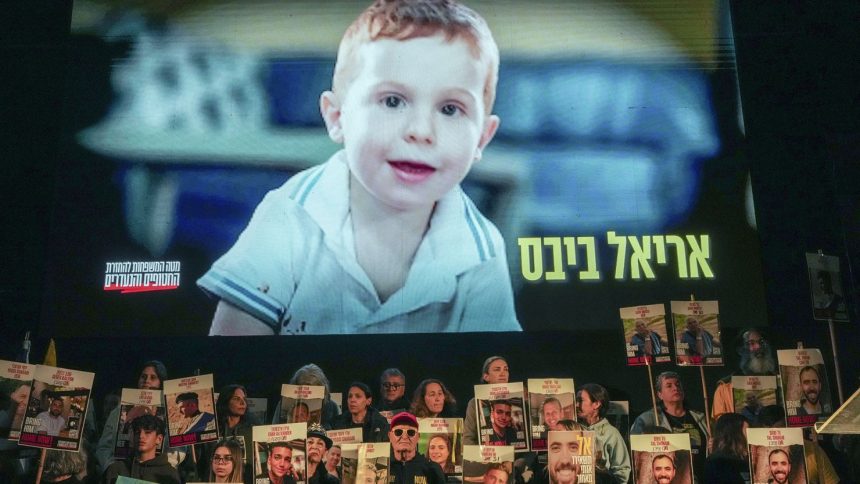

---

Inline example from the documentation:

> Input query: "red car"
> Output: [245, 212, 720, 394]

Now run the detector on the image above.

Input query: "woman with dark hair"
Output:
[331, 382, 389, 442]
[202, 384, 257, 483]
[464, 356, 509, 445]
[704, 413, 749, 484]
[411, 379, 457, 418]
[95, 360, 168, 475]
[426, 433, 456, 475]
[576, 383, 631, 484]
[209, 438, 245, 483]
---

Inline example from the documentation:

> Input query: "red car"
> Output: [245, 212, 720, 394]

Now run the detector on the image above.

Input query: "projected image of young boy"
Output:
[199, 0, 520, 335]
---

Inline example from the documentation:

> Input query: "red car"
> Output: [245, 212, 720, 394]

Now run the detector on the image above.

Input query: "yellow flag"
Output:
[43, 339, 57, 367]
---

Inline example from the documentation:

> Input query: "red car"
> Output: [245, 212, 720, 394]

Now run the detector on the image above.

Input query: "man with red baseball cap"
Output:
[388, 412, 446, 484]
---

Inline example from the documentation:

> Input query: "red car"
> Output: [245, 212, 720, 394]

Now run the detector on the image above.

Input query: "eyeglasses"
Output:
[382, 383, 403, 389]
[393, 428, 417, 438]
[213, 455, 233, 463]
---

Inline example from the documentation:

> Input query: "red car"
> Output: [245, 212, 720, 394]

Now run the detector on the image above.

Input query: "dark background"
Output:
[1, 0, 858, 427]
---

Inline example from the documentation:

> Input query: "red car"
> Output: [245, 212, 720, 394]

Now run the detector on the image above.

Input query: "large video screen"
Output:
[42, 0, 768, 336]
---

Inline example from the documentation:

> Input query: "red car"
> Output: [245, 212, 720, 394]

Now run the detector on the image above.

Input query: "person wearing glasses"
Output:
[197, 384, 257, 482]
[209, 439, 244, 483]
[379, 368, 410, 413]
[388, 412, 446, 484]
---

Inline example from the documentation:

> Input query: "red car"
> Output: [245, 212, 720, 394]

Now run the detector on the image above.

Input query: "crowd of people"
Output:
[1, 327, 854, 483]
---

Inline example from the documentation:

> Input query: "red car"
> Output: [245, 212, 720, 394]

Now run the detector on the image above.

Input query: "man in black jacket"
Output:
[102, 414, 179, 484]
[388, 412, 445, 484]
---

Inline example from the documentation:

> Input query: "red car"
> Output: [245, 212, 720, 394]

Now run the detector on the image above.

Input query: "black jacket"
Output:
[389, 452, 446, 484]
[102, 453, 180, 484]
[332, 407, 390, 442]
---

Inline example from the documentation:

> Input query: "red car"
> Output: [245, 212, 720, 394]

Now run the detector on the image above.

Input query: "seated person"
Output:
[102, 414, 179, 484]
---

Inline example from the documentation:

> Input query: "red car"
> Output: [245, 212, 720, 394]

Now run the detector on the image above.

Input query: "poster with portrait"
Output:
[247, 396, 268, 425]
[463, 445, 514, 484]
[547, 430, 595, 484]
[18, 365, 94, 451]
[630, 433, 692, 484]
[731, 376, 779, 426]
[280, 384, 325, 426]
[474, 382, 528, 451]
[778, 349, 832, 427]
[620, 304, 671, 365]
[419, 417, 463, 482]
[113, 388, 165, 460]
[0, 360, 34, 441]
[747, 427, 807, 484]
[163, 373, 218, 446]
[341, 442, 390, 484]
[606, 401, 630, 446]
[805, 253, 849, 322]
[670, 300, 723, 366]
[253, 422, 307, 484]
[527, 378, 575, 451]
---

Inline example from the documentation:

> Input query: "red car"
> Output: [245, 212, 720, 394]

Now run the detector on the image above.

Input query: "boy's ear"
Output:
[474, 114, 500, 162]
[320, 91, 344, 143]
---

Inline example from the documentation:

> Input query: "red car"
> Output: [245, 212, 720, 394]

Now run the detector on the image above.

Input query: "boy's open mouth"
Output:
[388, 160, 436, 182]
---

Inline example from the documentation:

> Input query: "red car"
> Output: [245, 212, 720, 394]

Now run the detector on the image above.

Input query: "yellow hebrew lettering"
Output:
[666, 235, 688, 278]
[577, 236, 600, 280]
[518, 237, 544, 281]
[543, 237, 567, 281]
[606, 231, 627, 280]
[686, 234, 715, 279]
[627, 236, 656, 280]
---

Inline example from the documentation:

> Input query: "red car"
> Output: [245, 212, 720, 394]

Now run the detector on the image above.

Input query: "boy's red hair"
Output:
[333, 0, 499, 113]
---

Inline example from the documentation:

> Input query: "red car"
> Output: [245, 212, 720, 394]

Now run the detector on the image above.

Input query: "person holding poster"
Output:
[273, 364, 340, 427]
[96, 360, 168, 474]
[332, 382, 390, 442]
[630, 372, 708, 482]
[103, 414, 180, 484]
[576, 384, 630, 484]
[465, 356, 509, 445]
[388, 412, 446, 484]
[307, 423, 340, 484]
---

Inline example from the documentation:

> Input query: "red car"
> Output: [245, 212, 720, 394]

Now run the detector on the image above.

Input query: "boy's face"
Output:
[322, 34, 499, 212]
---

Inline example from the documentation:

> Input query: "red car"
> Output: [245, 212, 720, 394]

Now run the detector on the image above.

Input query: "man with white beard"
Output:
[711, 328, 777, 422]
